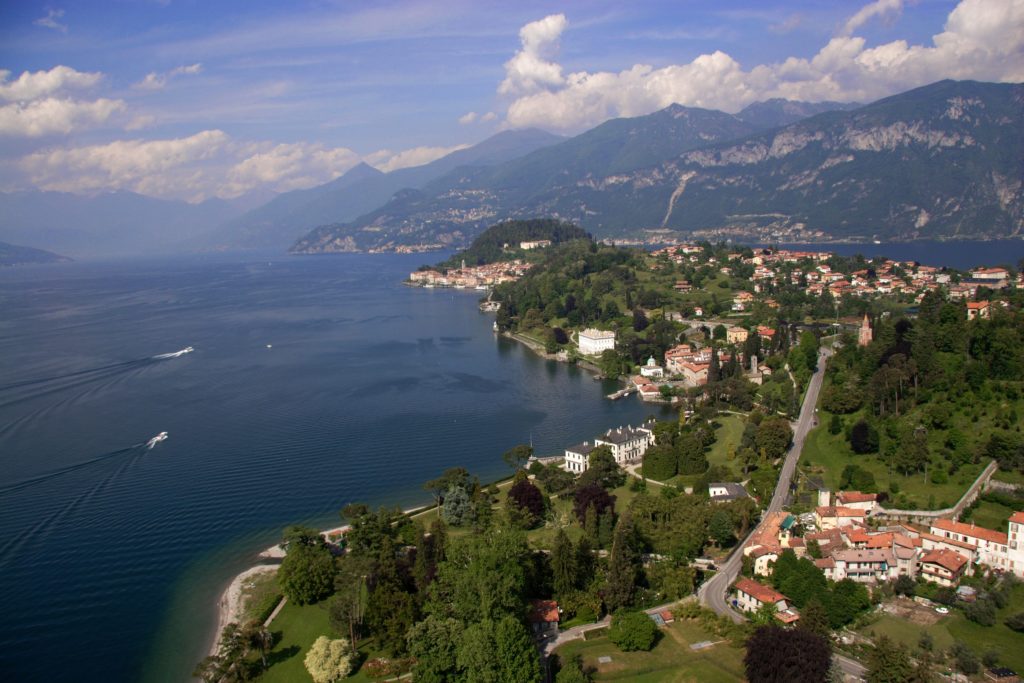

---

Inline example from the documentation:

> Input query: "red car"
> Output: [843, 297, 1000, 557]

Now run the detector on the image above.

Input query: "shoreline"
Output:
[206, 328, 615, 658]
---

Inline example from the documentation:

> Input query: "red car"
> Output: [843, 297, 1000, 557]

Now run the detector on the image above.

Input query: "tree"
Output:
[506, 477, 546, 528]
[755, 417, 793, 461]
[894, 575, 916, 597]
[744, 625, 832, 683]
[457, 616, 541, 683]
[633, 308, 649, 332]
[556, 654, 592, 683]
[426, 526, 530, 624]
[406, 616, 463, 683]
[797, 598, 831, 640]
[1005, 612, 1024, 632]
[442, 485, 475, 526]
[605, 512, 638, 612]
[642, 442, 677, 480]
[709, 509, 734, 547]
[329, 555, 372, 645]
[573, 484, 615, 524]
[579, 445, 625, 489]
[278, 542, 336, 605]
[677, 433, 708, 475]
[304, 636, 353, 683]
[951, 641, 979, 675]
[849, 419, 880, 454]
[194, 620, 273, 683]
[867, 635, 912, 683]
[282, 524, 324, 548]
[840, 464, 877, 492]
[502, 443, 534, 472]
[608, 611, 658, 652]
[365, 539, 417, 656]
[423, 467, 471, 513]
[551, 529, 577, 596]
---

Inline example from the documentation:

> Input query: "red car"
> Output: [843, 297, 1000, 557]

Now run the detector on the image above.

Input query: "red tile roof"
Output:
[931, 519, 1008, 546]
[921, 548, 968, 573]
[528, 600, 559, 624]
[1009, 511, 1024, 525]
[734, 577, 787, 605]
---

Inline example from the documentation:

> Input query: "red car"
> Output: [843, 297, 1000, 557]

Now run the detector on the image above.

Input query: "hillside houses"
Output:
[740, 490, 1024, 592]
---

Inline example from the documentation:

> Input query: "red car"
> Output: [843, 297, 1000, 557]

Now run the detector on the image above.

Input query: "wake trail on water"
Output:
[0, 444, 144, 496]
[0, 444, 150, 569]
[0, 346, 193, 396]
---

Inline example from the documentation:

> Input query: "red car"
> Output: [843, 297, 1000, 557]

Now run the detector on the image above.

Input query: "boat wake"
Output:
[0, 442, 148, 497]
[152, 346, 194, 360]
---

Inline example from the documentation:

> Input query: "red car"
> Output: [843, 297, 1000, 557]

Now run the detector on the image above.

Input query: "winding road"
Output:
[696, 345, 866, 679]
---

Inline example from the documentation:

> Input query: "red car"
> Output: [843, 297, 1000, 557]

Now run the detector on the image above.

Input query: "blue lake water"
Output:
[0, 252, 667, 682]
[768, 239, 1024, 270]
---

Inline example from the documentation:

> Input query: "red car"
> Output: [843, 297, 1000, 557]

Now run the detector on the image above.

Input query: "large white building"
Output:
[563, 422, 655, 473]
[578, 328, 616, 356]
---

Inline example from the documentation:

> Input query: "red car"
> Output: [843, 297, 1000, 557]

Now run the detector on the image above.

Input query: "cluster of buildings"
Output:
[731, 491, 1024, 623]
[407, 260, 532, 289]
[653, 245, 1020, 316]
[563, 422, 656, 474]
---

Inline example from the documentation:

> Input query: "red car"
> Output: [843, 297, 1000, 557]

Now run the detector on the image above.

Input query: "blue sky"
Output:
[0, 0, 1021, 201]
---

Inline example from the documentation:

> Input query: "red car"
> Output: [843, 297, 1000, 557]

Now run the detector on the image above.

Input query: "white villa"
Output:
[578, 328, 616, 356]
[563, 422, 655, 473]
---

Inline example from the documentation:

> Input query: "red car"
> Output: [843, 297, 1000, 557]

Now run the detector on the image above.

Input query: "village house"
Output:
[578, 328, 616, 356]
[708, 482, 749, 503]
[815, 505, 866, 530]
[829, 548, 897, 583]
[920, 548, 969, 587]
[519, 240, 551, 250]
[967, 301, 991, 320]
[836, 491, 879, 516]
[930, 519, 1010, 572]
[727, 326, 749, 344]
[732, 578, 800, 624]
[528, 599, 559, 637]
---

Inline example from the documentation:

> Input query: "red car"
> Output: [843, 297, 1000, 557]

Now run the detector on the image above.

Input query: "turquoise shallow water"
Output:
[0, 252, 665, 682]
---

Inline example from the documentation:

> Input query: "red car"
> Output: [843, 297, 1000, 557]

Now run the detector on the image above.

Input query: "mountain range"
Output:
[292, 80, 1022, 253]
[3, 80, 1019, 259]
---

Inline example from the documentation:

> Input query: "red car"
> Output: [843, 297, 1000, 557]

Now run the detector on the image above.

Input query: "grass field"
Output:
[666, 414, 746, 489]
[260, 601, 386, 683]
[800, 418, 984, 510]
[857, 583, 1024, 672]
[960, 499, 1014, 532]
[554, 618, 745, 682]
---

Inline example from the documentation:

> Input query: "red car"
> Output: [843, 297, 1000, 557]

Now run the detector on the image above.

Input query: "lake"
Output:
[0, 252, 669, 682]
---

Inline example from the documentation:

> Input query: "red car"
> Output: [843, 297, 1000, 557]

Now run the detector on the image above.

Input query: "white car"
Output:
[934, 606, 949, 615]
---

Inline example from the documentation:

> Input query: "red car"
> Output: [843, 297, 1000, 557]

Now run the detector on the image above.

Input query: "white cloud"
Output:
[135, 63, 204, 90]
[841, 0, 902, 36]
[498, 14, 567, 96]
[0, 66, 102, 102]
[499, 0, 1024, 132]
[34, 9, 67, 33]
[222, 142, 361, 197]
[365, 144, 470, 173]
[20, 130, 230, 197]
[0, 97, 124, 137]
[459, 111, 497, 125]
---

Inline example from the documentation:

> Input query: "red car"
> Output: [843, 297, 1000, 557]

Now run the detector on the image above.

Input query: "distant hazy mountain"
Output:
[0, 240, 71, 266]
[0, 191, 249, 257]
[736, 98, 862, 129]
[217, 128, 563, 249]
[292, 80, 1023, 252]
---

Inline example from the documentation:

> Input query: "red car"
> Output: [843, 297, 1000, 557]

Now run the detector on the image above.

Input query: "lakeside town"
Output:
[201, 228, 1024, 683]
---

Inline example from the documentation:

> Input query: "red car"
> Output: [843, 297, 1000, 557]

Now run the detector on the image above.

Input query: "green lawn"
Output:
[800, 418, 984, 510]
[554, 618, 745, 682]
[664, 414, 746, 490]
[993, 469, 1024, 486]
[857, 584, 1024, 673]
[260, 600, 385, 683]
